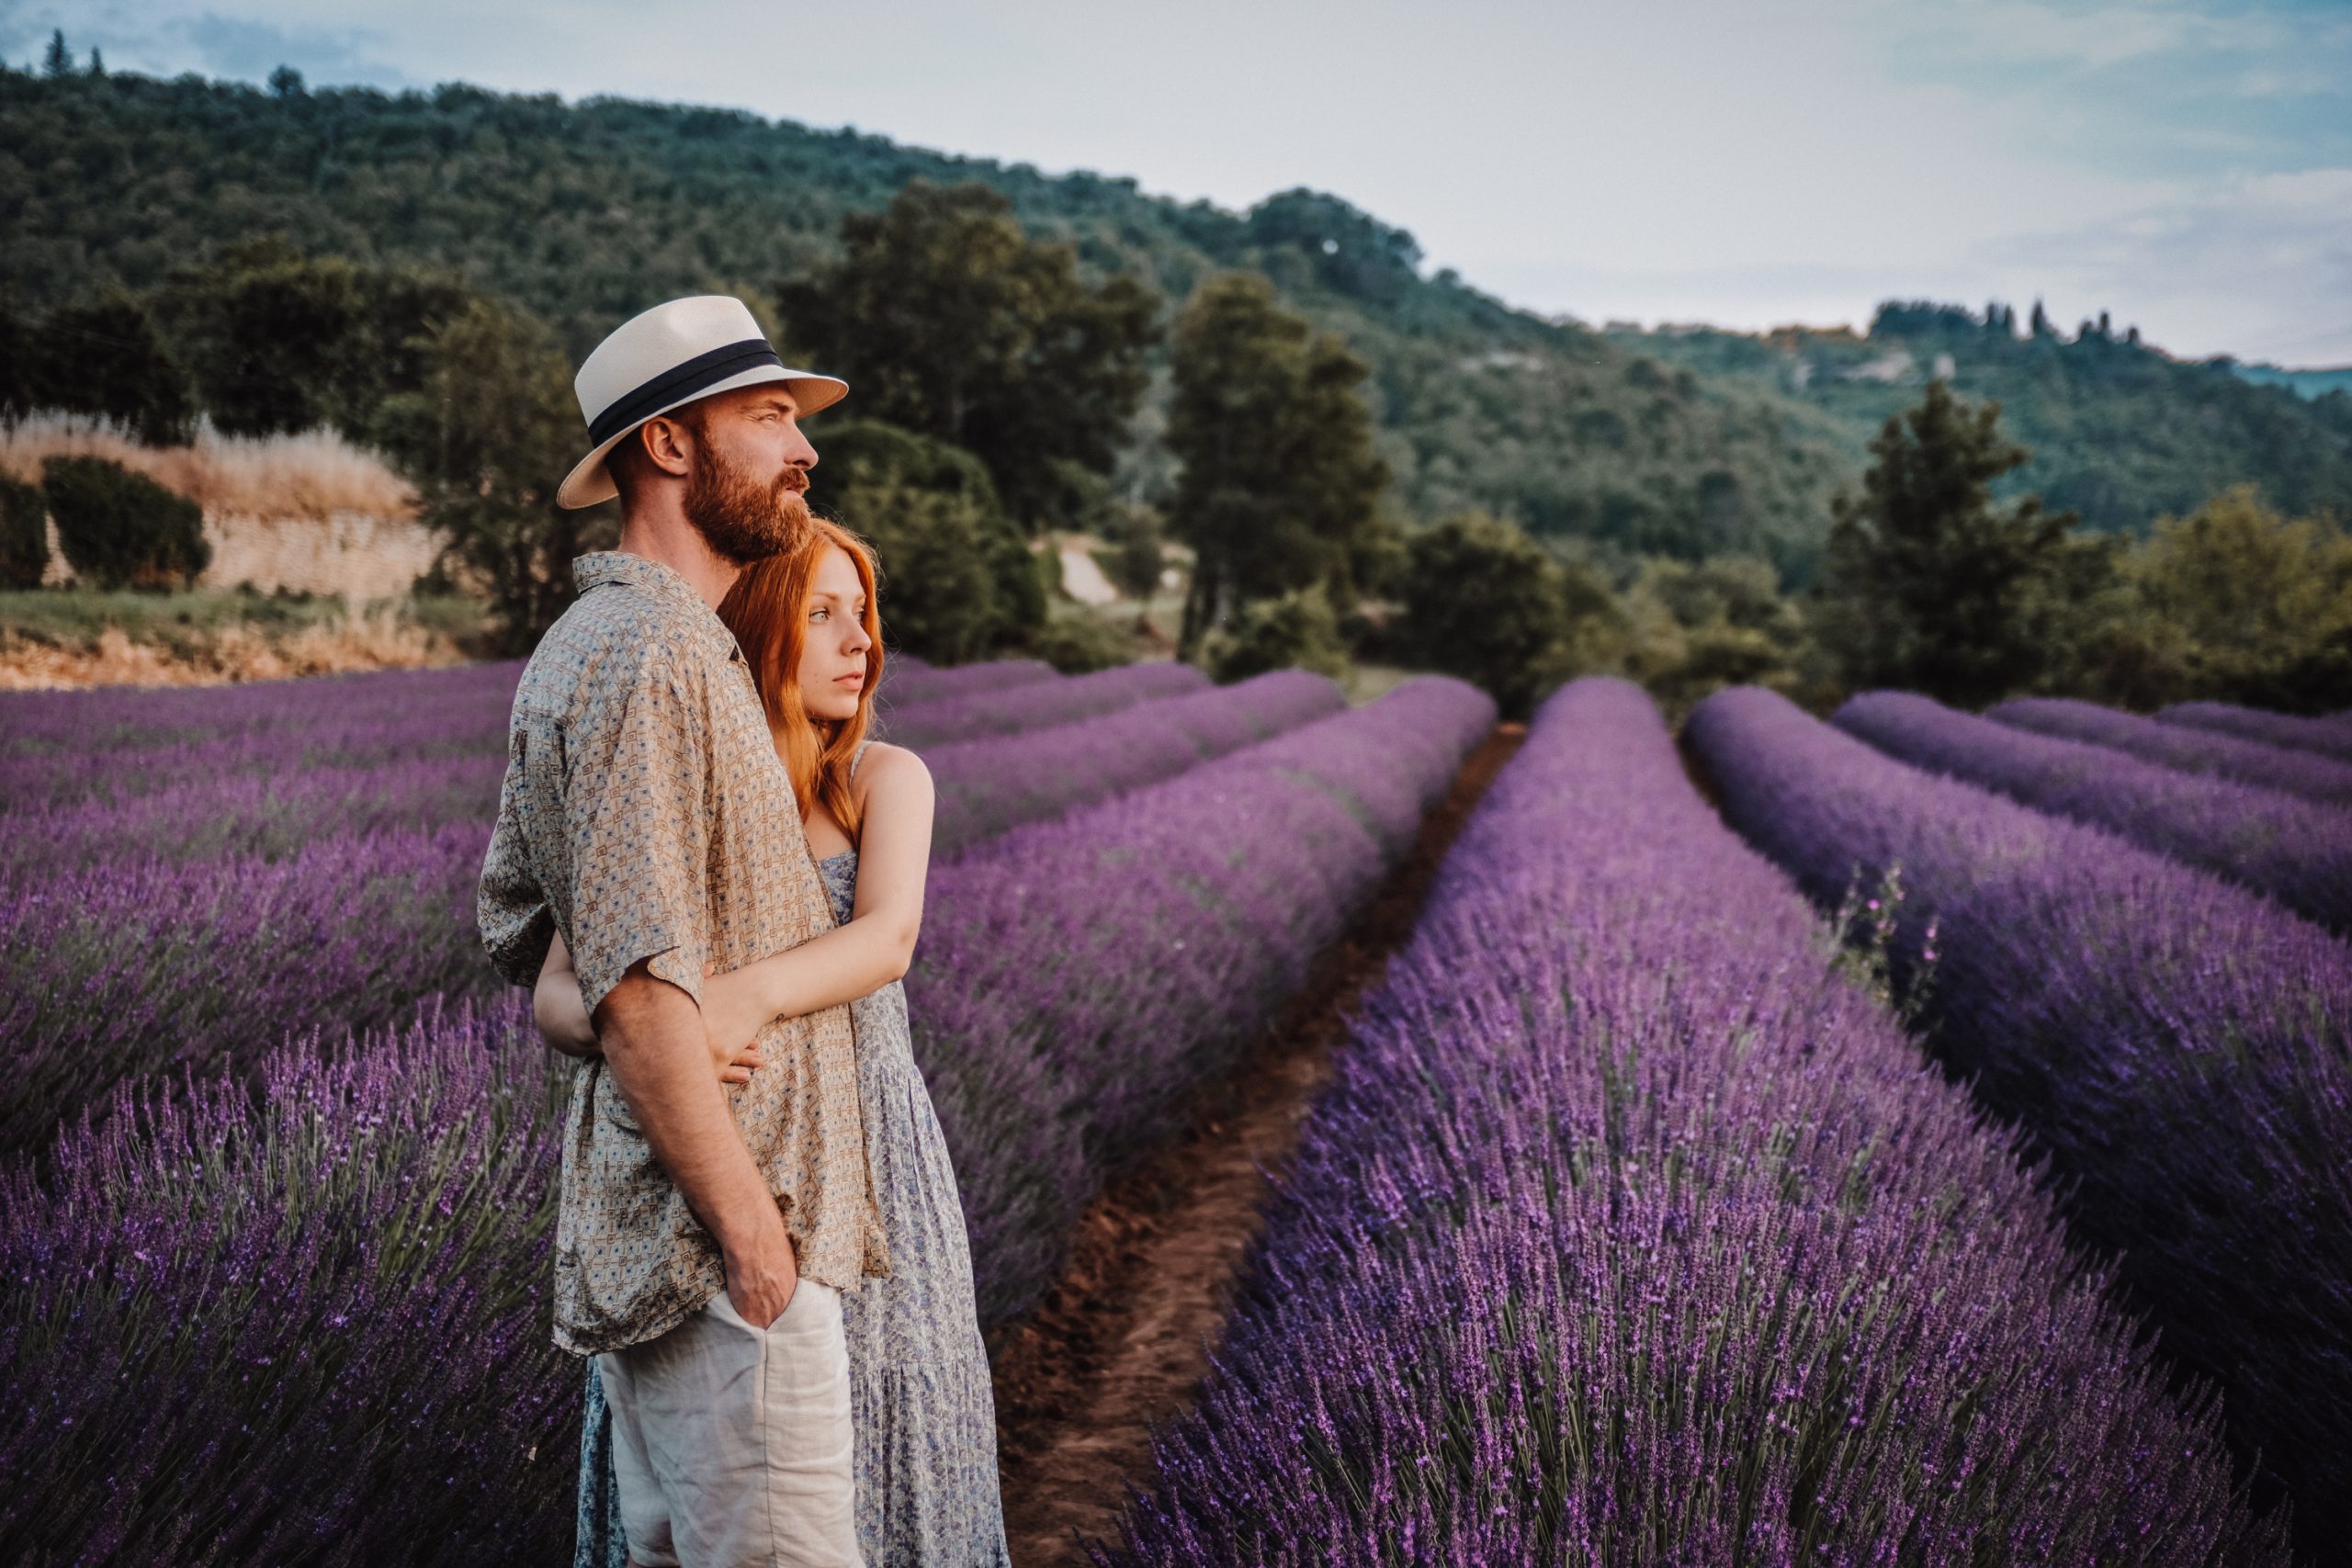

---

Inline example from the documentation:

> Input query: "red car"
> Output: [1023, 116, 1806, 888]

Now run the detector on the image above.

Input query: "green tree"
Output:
[0, 473, 48, 588]
[162, 241, 470, 438]
[375, 299, 603, 653]
[1167, 272, 1388, 659]
[1204, 583, 1350, 684]
[1094, 500, 1168, 601]
[810, 418, 1047, 661]
[1393, 510, 1577, 717]
[16, 292, 199, 445]
[776, 179, 1159, 531]
[41, 456, 209, 589]
[1810, 378, 2088, 706]
[2054, 485, 2352, 712]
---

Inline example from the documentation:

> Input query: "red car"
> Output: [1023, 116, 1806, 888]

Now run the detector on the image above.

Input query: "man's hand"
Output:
[725, 1223, 800, 1329]
[594, 958, 797, 1327]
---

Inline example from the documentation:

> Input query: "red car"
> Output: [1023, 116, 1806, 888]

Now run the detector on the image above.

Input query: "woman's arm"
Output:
[700, 744, 935, 1058]
[533, 928, 601, 1058]
[538, 927, 766, 1085]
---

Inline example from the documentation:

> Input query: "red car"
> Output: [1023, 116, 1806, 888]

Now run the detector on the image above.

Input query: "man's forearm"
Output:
[594, 966, 783, 1257]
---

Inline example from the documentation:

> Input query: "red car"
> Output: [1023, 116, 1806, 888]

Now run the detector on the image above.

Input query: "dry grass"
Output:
[0, 610, 468, 690]
[0, 414, 418, 523]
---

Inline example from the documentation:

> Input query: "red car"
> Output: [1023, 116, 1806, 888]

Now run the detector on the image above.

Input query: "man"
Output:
[478, 295, 888, 1568]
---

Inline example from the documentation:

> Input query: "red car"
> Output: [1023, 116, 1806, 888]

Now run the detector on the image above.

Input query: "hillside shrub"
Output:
[42, 455, 209, 589]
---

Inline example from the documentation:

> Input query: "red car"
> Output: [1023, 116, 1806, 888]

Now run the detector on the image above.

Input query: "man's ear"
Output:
[639, 413, 696, 479]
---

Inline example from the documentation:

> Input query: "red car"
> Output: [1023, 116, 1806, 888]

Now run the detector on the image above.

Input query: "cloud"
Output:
[1968, 165, 2352, 362]
[175, 13, 411, 88]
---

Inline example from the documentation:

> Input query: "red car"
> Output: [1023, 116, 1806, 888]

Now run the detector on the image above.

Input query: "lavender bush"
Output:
[1837, 689, 2352, 933]
[0, 995, 579, 1565]
[915, 676, 1495, 1326]
[873, 654, 1052, 710]
[3, 751, 509, 876]
[878, 659, 1207, 750]
[0, 670, 1492, 1562]
[0, 822, 496, 1154]
[1099, 678, 2279, 1565]
[2159, 699, 2352, 765]
[1987, 695, 2352, 807]
[1688, 683, 2352, 1558]
[0, 661, 1339, 1157]
[0, 660, 522, 810]
[927, 669, 1345, 853]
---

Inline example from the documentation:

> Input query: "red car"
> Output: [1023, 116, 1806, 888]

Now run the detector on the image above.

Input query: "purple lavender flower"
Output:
[1688, 682, 2352, 1560]
[1837, 689, 2352, 933]
[1098, 678, 2278, 1565]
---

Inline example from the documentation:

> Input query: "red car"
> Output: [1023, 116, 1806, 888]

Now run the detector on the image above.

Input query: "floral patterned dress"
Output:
[574, 745, 1011, 1567]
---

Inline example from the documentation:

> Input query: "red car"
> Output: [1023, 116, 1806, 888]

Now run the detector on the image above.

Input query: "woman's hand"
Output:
[701, 959, 769, 1085]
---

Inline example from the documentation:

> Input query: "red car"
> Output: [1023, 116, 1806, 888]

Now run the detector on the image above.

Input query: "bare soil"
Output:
[986, 721, 1527, 1566]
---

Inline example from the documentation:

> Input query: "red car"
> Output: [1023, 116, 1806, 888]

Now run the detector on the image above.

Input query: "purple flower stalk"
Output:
[1987, 695, 2352, 807]
[1098, 678, 2279, 1565]
[1687, 682, 2352, 1559]
[1837, 689, 2352, 934]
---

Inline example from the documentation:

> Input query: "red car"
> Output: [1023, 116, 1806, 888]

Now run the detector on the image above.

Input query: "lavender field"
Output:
[5, 659, 2345, 1564]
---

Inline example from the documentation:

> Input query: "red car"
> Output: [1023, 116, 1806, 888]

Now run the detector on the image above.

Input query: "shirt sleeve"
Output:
[477, 715, 559, 988]
[560, 652, 714, 1020]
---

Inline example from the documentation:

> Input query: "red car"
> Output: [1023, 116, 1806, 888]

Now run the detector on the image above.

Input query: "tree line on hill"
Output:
[12, 51, 2347, 572]
[2, 40, 2343, 716]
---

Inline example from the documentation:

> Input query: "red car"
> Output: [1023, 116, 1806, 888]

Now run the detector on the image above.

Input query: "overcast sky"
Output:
[11, 0, 2349, 366]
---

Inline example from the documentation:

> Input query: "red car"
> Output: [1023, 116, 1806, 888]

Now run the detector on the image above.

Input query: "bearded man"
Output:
[478, 296, 887, 1567]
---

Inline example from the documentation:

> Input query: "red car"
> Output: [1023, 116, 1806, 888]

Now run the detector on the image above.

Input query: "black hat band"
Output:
[586, 338, 786, 448]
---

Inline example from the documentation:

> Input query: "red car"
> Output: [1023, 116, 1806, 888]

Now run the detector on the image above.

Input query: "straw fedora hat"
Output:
[556, 295, 849, 510]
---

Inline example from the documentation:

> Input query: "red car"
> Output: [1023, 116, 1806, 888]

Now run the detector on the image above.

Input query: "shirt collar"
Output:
[571, 550, 749, 665]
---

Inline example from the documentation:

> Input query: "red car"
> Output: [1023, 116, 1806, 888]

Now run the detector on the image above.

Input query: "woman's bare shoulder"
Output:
[854, 739, 933, 795]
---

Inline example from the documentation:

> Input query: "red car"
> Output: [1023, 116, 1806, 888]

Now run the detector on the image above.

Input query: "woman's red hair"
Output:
[717, 518, 886, 846]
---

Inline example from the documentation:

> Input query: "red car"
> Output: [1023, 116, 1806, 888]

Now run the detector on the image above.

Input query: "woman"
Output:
[532, 520, 1012, 1568]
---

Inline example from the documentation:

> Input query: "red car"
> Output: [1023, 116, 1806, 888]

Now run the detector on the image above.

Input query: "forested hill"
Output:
[1607, 305, 2352, 533]
[6, 64, 2346, 578]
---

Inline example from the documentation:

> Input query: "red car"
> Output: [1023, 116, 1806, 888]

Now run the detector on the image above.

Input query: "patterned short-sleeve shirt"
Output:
[478, 550, 890, 1357]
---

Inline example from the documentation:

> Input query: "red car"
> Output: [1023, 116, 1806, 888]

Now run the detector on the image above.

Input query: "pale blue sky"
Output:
[11, 0, 2349, 365]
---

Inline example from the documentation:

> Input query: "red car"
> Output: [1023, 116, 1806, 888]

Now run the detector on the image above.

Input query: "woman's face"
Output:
[797, 542, 873, 723]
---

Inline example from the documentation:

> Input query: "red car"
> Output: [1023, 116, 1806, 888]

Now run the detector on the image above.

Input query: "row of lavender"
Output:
[1988, 695, 2352, 807]
[1834, 691, 2352, 933]
[0, 660, 1305, 1156]
[1685, 685, 2352, 1562]
[1099, 679, 2278, 1563]
[2159, 699, 2352, 765]
[2, 668, 1492, 1561]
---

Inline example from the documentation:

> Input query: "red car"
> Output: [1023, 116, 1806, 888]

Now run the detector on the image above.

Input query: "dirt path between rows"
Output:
[984, 721, 1527, 1566]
